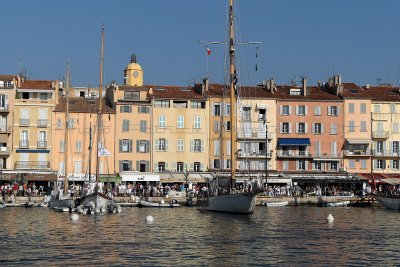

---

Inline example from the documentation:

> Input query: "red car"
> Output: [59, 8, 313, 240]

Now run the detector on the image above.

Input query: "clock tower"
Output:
[124, 54, 143, 86]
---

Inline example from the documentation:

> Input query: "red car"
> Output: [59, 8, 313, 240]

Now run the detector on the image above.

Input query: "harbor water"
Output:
[0, 206, 399, 266]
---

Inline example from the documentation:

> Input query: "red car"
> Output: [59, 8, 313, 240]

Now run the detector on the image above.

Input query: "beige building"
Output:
[52, 96, 116, 182]
[12, 79, 59, 181]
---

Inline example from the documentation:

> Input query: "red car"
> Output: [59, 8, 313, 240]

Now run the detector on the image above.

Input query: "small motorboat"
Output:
[261, 201, 289, 207]
[138, 199, 180, 208]
[320, 201, 350, 207]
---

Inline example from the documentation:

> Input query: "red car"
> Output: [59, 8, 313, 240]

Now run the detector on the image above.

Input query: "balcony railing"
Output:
[372, 131, 389, 139]
[0, 104, 9, 112]
[19, 119, 30, 126]
[237, 150, 273, 158]
[313, 153, 341, 159]
[37, 119, 48, 127]
[37, 141, 47, 148]
[258, 114, 266, 121]
[277, 151, 312, 158]
[15, 161, 50, 170]
[373, 150, 400, 157]
[237, 129, 272, 139]
[19, 140, 29, 148]
[343, 150, 372, 156]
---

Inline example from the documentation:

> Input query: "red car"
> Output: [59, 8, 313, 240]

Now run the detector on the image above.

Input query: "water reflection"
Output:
[0, 206, 399, 266]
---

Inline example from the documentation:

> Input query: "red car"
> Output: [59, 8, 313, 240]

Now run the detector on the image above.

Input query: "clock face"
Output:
[133, 71, 139, 78]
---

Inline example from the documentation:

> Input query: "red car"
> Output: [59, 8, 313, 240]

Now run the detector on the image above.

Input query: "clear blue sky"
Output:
[1, 0, 399, 87]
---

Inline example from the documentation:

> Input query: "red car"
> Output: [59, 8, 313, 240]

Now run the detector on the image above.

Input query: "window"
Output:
[349, 121, 355, 132]
[314, 106, 321, 116]
[360, 121, 367, 132]
[224, 104, 231, 116]
[297, 123, 306, 134]
[313, 123, 322, 134]
[74, 161, 82, 174]
[376, 159, 384, 169]
[213, 159, 221, 169]
[213, 103, 221, 116]
[393, 141, 399, 154]
[390, 104, 396, 113]
[22, 92, 29, 99]
[119, 139, 133, 152]
[140, 120, 147, 132]
[177, 116, 184, 128]
[173, 101, 187, 108]
[190, 101, 206, 109]
[120, 105, 132, 113]
[159, 115, 166, 128]
[360, 103, 366, 114]
[214, 140, 220, 156]
[157, 138, 168, 151]
[122, 120, 130, 132]
[120, 160, 132, 171]
[124, 91, 140, 100]
[297, 160, 306, 170]
[76, 140, 82, 152]
[376, 141, 384, 154]
[193, 162, 201, 172]
[391, 160, 399, 170]
[313, 161, 321, 170]
[225, 121, 231, 131]
[242, 107, 251, 121]
[281, 105, 290, 115]
[374, 105, 381, 113]
[177, 162, 184, 172]
[361, 159, 367, 169]
[328, 106, 338, 116]
[328, 162, 338, 171]
[349, 103, 354, 114]
[154, 100, 170, 108]
[192, 139, 203, 152]
[194, 116, 201, 128]
[393, 123, 400, 133]
[297, 105, 306, 115]
[136, 140, 150, 153]
[158, 162, 166, 172]
[282, 122, 290, 134]
[177, 139, 184, 151]
[60, 140, 65, 152]
[138, 106, 150, 113]
[330, 123, 337, 135]
[349, 159, 355, 169]
[39, 93, 48, 100]
[213, 121, 221, 132]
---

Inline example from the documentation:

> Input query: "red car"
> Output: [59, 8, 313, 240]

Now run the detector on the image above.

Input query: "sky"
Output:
[1, 0, 400, 88]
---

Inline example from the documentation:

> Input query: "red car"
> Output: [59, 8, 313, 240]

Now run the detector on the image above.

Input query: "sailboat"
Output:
[203, 0, 258, 214]
[48, 60, 76, 212]
[76, 26, 121, 214]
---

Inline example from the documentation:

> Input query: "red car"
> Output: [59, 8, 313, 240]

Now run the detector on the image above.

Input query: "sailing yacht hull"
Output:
[206, 192, 256, 214]
[77, 193, 121, 214]
[375, 195, 400, 211]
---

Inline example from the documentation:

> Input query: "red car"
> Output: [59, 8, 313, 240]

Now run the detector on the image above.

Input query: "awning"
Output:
[346, 139, 371, 144]
[99, 176, 122, 183]
[121, 172, 160, 182]
[278, 138, 310, 146]
[267, 178, 292, 184]
[382, 178, 400, 185]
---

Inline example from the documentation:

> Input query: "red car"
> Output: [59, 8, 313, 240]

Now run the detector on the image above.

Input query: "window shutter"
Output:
[201, 140, 204, 152]
[165, 139, 168, 151]
[165, 162, 169, 171]
[145, 161, 150, 172]
[296, 160, 299, 170]
[129, 140, 133, 152]
[305, 106, 308, 115]
[296, 106, 299, 115]
[327, 106, 331, 115]
[279, 105, 283, 115]
[190, 140, 194, 152]
[200, 163, 204, 171]
[305, 123, 308, 133]
[321, 123, 324, 133]
[226, 140, 231, 156]
[136, 140, 140, 152]
[289, 105, 292, 115]
[312, 123, 315, 134]
[190, 163, 194, 171]
[173, 163, 177, 172]
[119, 140, 122, 152]
[155, 139, 159, 151]
[119, 161, 123, 172]
[289, 123, 292, 133]
[136, 161, 140, 171]
[146, 141, 150, 152]
[296, 123, 299, 133]
[305, 161, 308, 170]
[280, 122, 283, 133]
[154, 162, 158, 172]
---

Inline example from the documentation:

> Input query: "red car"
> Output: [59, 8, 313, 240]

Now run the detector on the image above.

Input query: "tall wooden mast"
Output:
[63, 59, 70, 194]
[95, 25, 104, 185]
[229, 0, 236, 188]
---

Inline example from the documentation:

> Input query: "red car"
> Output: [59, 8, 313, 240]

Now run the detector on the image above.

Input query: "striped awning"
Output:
[346, 139, 371, 144]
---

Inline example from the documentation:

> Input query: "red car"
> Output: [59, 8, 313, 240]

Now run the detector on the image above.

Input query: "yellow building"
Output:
[52, 97, 116, 182]
[0, 75, 17, 170]
[13, 79, 59, 182]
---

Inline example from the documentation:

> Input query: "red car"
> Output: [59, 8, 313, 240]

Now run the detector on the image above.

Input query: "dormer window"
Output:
[124, 91, 140, 101]
[22, 92, 30, 99]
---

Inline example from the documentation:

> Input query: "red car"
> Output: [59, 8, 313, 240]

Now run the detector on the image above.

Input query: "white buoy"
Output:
[145, 215, 154, 224]
[70, 213, 79, 221]
[327, 213, 334, 223]
[160, 199, 165, 204]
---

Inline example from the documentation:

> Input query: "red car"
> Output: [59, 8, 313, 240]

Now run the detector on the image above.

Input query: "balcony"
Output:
[19, 119, 30, 127]
[372, 131, 389, 139]
[313, 153, 341, 159]
[373, 150, 400, 157]
[0, 105, 9, 113]
[15, 161, 50, 170]
[277, 151, 312, 158]
[0, 125, 11, 134]
[37, 119, 48, 128]
[237, 150, 272, 159]
[237, 129, 272, 140]
[0, 147, 10, 156]
[37, 141, 47, 149]
[343, 150, 372, 156]
[19, 140, 29, 148]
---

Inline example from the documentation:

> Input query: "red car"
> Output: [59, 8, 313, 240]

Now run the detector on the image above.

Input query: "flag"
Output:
[206, 46, 211, 56]
[98, 143, 111, 157]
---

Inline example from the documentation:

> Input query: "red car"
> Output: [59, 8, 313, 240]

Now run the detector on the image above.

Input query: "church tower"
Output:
[124, 54, 143, 86]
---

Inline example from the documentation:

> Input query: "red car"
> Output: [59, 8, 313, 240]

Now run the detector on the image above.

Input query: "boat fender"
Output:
[145, 215, 154, 224]
[70, 214, 79, 221]
[117, 205, 122, 213]
[327, 214, 334, 223]
[160, 199, 165, 204]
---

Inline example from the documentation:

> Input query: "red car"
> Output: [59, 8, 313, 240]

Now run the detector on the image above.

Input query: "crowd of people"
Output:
[1, 182, 46, 202]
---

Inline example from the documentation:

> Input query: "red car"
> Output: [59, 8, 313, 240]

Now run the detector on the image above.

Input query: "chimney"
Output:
[366, 83, 370, 89]
[302, 77, 307, 96]
[269, 78, 275, 94]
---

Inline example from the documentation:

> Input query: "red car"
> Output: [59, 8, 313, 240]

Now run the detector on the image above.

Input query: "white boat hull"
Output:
[77, 193, 121, 214]
[206, 193, 256, 214]
[262, 201, 289, 207]
[48, 198, 75, 211]
[138, 200, 180, 208]
[376, 196, 400, 211]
